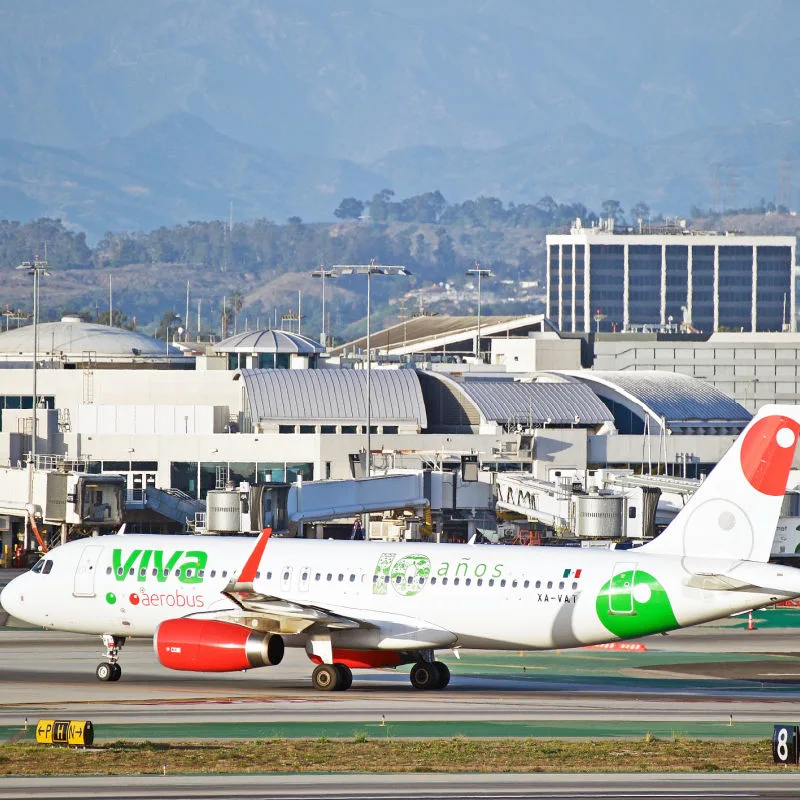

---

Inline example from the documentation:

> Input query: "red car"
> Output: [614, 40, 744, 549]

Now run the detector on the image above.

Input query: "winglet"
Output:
[238, 528, 272, 583]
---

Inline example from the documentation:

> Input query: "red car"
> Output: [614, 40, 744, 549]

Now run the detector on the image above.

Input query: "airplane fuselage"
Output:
[8, 533, 798, 651]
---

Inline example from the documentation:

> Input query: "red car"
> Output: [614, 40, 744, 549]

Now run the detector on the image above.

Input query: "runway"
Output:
[2, 617, 800, 740]
[1, 772, 800, 800]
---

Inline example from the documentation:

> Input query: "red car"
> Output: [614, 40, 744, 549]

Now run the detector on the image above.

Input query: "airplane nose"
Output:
[0, 576, 23, 621]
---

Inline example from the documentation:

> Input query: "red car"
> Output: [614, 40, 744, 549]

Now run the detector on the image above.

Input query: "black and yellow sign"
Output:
[36, 719, 94, 746]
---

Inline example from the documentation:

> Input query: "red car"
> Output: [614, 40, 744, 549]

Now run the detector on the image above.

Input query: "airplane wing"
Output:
[217, 529, 455, 648]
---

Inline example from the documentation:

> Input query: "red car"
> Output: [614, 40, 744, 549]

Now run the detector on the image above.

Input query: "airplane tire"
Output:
[110, 663, 122, 682]
[334, 664, 353, 691]
[434, 661, 450, 689]
[312, 664, 340, 691]
[96, 662, 113, 682]
[410, 661, 441, 690]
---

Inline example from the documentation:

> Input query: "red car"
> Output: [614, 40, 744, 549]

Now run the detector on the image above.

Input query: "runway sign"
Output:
[772, 724, 799, 764]
[35, 719, 94, 747]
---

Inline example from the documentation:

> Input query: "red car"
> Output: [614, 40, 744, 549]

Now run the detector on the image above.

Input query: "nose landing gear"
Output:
[96, 634, 125, 682]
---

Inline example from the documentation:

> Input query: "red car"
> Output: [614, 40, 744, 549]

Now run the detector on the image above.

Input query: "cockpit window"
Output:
[42, 560, 53, 575]
[31, 558, 46, 574]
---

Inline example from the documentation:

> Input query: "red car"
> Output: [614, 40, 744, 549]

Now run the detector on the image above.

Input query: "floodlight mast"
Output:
[329, 262, 410, 485]
[15, 257, 51, 490]
[311, 266, 336, 349]
[465, 264, 493, 360]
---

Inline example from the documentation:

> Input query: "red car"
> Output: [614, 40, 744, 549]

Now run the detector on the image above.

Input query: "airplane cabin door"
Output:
[73, 545, 104, 597]
[608, 561, 637, 615]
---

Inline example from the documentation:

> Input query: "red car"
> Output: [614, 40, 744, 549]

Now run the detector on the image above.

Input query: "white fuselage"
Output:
[4, 534, 800, 652]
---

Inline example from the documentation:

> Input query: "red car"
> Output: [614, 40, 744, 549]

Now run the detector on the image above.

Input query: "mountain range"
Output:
[0, 1, 798, 237]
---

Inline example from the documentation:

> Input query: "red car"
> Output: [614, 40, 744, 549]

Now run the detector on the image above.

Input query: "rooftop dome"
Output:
[214, 329, 324, 355]
[0, 316, 185, 362]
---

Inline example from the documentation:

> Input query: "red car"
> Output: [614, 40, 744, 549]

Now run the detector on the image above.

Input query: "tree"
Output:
[368, 189, 395, 223]
[601, 200, 625, 225]
[630, 202, 650, 225]
[155, 311, 182, 341]
[334, 197, 365, 220]
[230, 291, 244, 334]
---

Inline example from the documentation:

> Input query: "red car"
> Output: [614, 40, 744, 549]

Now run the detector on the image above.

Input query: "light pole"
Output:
[330, 261, 411, 478]
[16, 257, 51, 473]
[311, 266, 336, 348]
[465, 264, 493, 361]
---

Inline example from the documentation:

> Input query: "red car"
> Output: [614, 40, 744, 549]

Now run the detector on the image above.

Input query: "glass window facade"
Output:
[547, 245, 559, 320]
[718, 245, 753, 331]
[691, 246, 715, 333]
[170, 461, 315, 499]
[588, 245, 624, 332]
[627, 245, 661, 326]
[560, 246, 573, 329]
[665, 245, 688, 325]
[756, 246, 792, 331]
[574, 245, 585, 330]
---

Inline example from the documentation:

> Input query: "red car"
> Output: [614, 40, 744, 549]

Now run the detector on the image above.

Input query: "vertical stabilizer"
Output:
[641, 405, 800, 562]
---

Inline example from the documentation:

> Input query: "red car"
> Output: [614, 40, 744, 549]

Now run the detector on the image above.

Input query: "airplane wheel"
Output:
[312, 664, 340, 691]
[110, 663, 122, 682]
[410, 661, 441, 690]
[434, 661, 450, 689]
[334, 664, 353, 691]
[96, 662, 113, 682]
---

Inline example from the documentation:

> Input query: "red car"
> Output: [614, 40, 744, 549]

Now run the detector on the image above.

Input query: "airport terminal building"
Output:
[546, 220, 797, 334]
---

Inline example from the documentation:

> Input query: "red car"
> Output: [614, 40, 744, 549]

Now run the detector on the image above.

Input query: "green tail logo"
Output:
[596, 569, 678, 638]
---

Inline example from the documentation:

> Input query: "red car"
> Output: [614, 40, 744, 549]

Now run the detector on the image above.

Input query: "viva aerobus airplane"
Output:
[4, 404, 800, 692]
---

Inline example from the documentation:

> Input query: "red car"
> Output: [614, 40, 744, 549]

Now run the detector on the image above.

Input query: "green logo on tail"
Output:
[596, 569, 678, 638]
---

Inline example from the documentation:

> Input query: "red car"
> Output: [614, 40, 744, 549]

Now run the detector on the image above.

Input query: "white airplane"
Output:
[3, 404, 800, 692]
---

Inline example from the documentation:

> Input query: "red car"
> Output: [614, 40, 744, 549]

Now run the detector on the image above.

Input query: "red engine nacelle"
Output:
[154, 618, 284, 672]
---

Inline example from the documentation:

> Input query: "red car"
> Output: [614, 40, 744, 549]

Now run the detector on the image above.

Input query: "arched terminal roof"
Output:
[558, 370, 751, 434]
[420, 372, 614, 431]
[237, 368, 427, 426]
[215, 330, 324, 354]
[0, 316, 185, 363]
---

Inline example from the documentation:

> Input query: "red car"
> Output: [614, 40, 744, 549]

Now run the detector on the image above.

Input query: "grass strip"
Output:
[0, 737, 795, 775]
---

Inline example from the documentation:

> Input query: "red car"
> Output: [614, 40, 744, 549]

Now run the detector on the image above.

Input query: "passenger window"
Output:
[210, 570, 216, 578]
[222, 570, 228, 578]
[488, 578, 494, 587]
[572, 581, 578, 590]
[465, 578, 471, 586]
[535, 580, 541, 589]
[327, 574, 332, 581]
[106, 566, 112, 575]
[256, 571, 261, 579]
[477, 578, 482, 586]
[372, 575, 378, 583]
[283, 571, 290, 581]
[420, 577, 426, 585]
[266, 571, 272, 580]
[164, 569, 170, 577]
[42, 560, 53, 575]
[442, 577, 448, 585]
[407, 576, 413, 583]
[175, 569, 181, 577]
[302, 572, 308, 581]
[523, 580, 530, 589]
[454, 578, 460, 586]
[558, 581, 565, 590]
[395, 576, 402, 583]
[199, 570, 205, 578]
[431, 577, 437, 585]
[117, 568, 124, 576]
[315, 573, 321, 581]
[338, 574, 344, 582]
[384, 575, 390, 583]
[139, 568, 146, 578]
[350, 574, 356, 582]
[547, 581, 553, 589]
[152, 568, 158, 577]
[129, 568, 135, 576]
[185, 569, 193, 578]
[500, 579, 506, 588]
[512, 580, 518, 588]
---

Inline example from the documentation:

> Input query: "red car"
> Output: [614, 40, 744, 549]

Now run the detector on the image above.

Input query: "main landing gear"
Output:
[96, 634, 125, 682]
[410, 660, 450, 690]
[311, 663, 353, 692]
